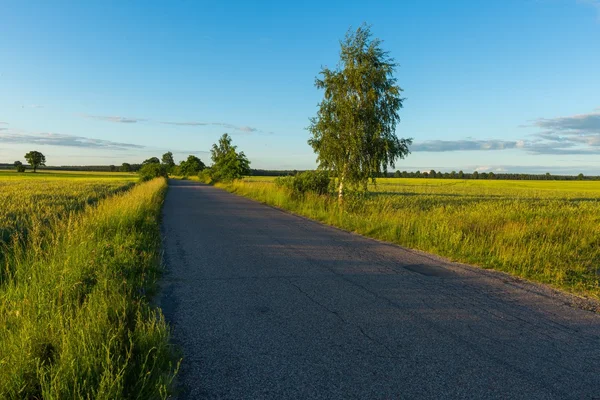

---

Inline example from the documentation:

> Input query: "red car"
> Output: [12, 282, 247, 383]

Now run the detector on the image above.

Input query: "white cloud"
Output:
[412, 139, 522, 152]
[84, 115, 146, 124]
[0, 130, 145, 150]
[83, 114, 263, 133]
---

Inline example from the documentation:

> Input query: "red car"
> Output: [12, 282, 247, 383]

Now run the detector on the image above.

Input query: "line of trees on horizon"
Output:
[1, 162, 597, 181]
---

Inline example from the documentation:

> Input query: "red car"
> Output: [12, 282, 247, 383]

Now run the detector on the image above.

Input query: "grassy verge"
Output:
[0, 177, 178, 399]
[217, 179, 600, 300]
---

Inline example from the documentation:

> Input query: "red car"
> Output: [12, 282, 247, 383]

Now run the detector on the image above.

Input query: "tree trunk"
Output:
[338, 169, 346, 204]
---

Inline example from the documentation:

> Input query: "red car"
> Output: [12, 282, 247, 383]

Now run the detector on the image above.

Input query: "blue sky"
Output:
[1, 0, 599, 174]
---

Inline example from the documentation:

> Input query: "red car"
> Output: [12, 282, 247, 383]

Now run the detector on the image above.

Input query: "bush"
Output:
[16, 165, 26, 173]
[138, 163, 168, 181]
[198, 169, 213, 184]
[275, 170, 331, 196]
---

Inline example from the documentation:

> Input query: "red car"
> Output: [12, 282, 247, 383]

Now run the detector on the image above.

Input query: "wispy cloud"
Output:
[159, 121, 210, 126]
[413, 108, 600, 155]
[527, 109, 600, 154]
[0, 130, 145, 150]
[412, 139, 525, 152]
[533, 111, 600, 134]
[84, 114, 147, 124]
[83, 114, 263, 133]
[160, 120, 259, 133]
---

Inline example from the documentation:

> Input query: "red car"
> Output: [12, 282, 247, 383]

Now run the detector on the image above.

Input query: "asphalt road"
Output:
[159, 179, 600, 399]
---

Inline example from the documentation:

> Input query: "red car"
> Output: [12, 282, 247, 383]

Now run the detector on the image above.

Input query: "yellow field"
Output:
[0, 171, 136, 245]
[224, 177, 600, 298]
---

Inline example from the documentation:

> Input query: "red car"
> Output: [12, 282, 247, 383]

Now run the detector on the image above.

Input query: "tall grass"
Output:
[0, 177, 177, 399]
[218, 178, 600, 299]
[0, 175, 135, 247]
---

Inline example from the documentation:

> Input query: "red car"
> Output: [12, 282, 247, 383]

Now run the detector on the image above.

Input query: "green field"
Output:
[220, 177, 600, 299]
[0, 171, 137, 247]
[0, 172, 176, 399]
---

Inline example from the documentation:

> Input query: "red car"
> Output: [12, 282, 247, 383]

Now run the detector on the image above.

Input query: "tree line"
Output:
[137, 133, 250, 182]
[390, 170, 596, 181]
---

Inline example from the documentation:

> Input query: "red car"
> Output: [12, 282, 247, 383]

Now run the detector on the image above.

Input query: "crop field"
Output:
[0, 172, 176, 399]
[0, 171, 137, 247]
[220, 177, 600, 299]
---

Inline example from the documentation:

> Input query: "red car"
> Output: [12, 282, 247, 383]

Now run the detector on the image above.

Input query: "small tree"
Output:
[14, 161, 25, 173]
[308, 24, 412, 202]
[179, 155, 205, 176]
[120, 163, 132, 172]
[24, 151, 46, 172]
[161, 152, 175, 173]
[210, 134, 251, 181]
[138, 163, 168, 181]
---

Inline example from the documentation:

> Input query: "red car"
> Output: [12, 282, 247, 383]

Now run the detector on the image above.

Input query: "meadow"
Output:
[0, 171, 176, 399]
[219, 177, 600, 300]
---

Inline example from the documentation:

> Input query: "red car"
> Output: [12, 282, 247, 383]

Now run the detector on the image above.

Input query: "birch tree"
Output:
[308, 24, 412, 202]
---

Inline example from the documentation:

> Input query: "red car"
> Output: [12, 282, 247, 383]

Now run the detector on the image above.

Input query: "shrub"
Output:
[198, 168, 213, 184]
[275, 170, 331, 196]
[138, 163, 168, 181]
[16, 165, 26, 173]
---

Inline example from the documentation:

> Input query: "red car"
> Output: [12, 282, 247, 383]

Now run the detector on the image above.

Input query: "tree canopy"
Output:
[24, 151, 46, 173]
[210, 134, 251, 181]
[179, 155, 205, 176]
[161, 152, 175, 172]
[142, 157, 160, 165]
[308, 24, 411, 201]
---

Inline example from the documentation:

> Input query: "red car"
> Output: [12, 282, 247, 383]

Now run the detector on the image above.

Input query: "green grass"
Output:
[219, 177, 600, 299]
[0, 175, 177, 398]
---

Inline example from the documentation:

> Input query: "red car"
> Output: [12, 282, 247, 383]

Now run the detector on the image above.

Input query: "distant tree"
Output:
[14, 161, 25, 173]
[458, 170, 464, 179]
[429, 169, 437, 178]
[138, 163, 168, 181]
[161, 151, 176, 172]
[210, 133, 251, 181]
[179, 155, 206, 176]
[394, 170, 401, 178]
[120, 163, 132, 172]
[143, 157, 160, 165]
[473, 171, 479, 179]
[307, 24, 412, 202]
[24, 151, 46, 173]
[577, 173, 585, 181]
[109, 165, 116, 172]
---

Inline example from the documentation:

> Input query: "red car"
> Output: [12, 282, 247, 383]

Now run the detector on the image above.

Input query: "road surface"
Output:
[159, 180, 600, 399]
